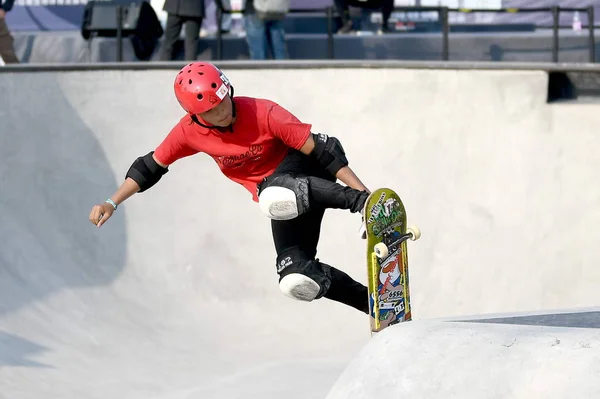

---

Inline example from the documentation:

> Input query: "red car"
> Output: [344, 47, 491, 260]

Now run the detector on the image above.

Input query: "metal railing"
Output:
[443, 6, 596, 62]
[213, 5, 597, 62]
[95, 4, 596, 62]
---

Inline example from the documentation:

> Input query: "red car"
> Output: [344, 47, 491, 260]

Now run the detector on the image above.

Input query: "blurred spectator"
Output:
[335, 0, 393, 34]
[214, 0, 232, 34]
[0, 0, 19, 63]
[160, 0, 205, 60]
[244, 0, 287, 60]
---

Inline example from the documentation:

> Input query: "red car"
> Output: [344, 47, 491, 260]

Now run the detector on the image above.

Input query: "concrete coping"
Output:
[2, 60, 600, 73]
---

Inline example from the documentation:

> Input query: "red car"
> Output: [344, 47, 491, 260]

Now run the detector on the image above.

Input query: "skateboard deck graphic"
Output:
[363, 188, 420, 334]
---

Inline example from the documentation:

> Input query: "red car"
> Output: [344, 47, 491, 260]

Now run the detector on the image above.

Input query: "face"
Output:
[198, 95, 233, 127]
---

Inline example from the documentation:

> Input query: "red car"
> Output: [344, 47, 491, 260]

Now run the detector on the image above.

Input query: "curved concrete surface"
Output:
[1, 65, 600, 398]
[327, 310, 600, 399]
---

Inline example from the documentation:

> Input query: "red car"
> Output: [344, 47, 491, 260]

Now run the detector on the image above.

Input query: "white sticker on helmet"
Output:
[216, 83, 228, 100]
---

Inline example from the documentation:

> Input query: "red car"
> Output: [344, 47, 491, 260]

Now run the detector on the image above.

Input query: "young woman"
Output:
[89, 61, 372, 314]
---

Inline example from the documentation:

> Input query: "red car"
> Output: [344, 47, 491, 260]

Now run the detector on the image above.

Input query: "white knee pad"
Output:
[259, 186, 299, 220]
[279, 273, 321, 301]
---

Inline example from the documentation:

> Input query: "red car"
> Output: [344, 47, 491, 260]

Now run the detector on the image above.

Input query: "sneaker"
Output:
[358, 217, 367, 239]
[377, 25, 391, 35]
[358, 190, 376, 239]
[337, 20, 354, 34]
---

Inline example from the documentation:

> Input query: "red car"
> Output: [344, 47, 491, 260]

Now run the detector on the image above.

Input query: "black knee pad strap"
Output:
[259, 174, 310, 215]
[276, 247, 332, 299]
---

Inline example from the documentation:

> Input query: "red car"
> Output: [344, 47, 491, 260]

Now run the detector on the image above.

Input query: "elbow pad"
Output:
[311, 133, 349, 176]
[125, 151, 168, 192]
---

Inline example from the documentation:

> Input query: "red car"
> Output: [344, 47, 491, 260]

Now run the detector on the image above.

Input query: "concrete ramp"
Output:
[1, 62, 600, 398]
[0, 67, 370, 399]
[327, 310, 600, 399]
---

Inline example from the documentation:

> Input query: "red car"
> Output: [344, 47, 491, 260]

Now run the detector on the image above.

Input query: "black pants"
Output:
[160, 14, 203, 61]
[258, 150, 370, 313]
[334, 0, 394, 28]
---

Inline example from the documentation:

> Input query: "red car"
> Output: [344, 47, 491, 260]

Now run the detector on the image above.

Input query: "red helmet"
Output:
[173, 62, 232, 114]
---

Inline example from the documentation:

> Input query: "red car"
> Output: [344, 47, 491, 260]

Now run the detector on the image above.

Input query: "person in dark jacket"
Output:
[0, 0, 19, 63]
[160, 0, 205, 60]
[335, 0, 393, 34]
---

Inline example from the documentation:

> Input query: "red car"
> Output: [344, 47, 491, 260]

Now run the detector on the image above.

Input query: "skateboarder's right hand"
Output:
[89, 202, 116, 228]
[88, 178, 142, 228]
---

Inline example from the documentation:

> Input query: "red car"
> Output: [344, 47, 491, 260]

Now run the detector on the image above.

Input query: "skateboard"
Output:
[362, 188, 421, 334]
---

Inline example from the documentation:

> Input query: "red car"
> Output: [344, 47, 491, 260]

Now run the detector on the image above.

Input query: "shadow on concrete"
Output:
[0, 73, 127, 318]
[0, 330, 52, 367]
[458, 311, 600, 329]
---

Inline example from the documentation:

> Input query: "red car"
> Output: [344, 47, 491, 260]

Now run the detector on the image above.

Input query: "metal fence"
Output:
[212, 5, 596, 62]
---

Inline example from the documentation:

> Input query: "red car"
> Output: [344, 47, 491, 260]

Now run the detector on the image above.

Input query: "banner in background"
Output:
[5, 0, 600, 32]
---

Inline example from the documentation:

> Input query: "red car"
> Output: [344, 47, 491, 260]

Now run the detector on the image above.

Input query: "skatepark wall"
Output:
[1, 60, 600, 399]
[3, 60, 593, 322]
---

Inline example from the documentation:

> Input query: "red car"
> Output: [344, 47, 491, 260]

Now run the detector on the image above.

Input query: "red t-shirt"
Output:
[154, 97, 312, 202]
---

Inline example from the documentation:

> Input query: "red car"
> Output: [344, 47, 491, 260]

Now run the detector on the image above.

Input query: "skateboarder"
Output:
[88, 61, 371, 314]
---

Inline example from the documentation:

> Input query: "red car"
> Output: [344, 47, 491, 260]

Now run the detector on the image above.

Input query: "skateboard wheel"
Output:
[374, 243, 389, 259]
[407, 225, 421, 241]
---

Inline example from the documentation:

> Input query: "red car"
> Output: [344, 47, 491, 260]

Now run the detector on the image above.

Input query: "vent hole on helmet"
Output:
[179, 79, 182, 85]
[198, 72, 204, 75]
[189, 79, 192, 84]
[197, 94, 203, 100]
[211, 82, 217, 88]
[187, 70, 191, 73]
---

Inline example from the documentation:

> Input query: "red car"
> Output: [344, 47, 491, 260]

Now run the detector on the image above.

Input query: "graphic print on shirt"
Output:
[215, 144, 265, 169]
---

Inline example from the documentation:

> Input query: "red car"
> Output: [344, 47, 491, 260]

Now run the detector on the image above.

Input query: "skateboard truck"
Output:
[370, 225, 421, 331]
[373, 225, 421, 259]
